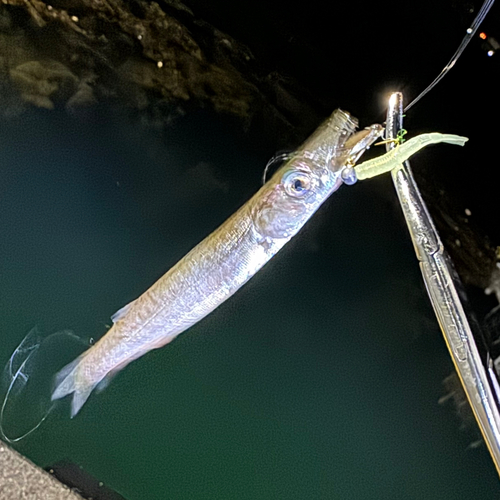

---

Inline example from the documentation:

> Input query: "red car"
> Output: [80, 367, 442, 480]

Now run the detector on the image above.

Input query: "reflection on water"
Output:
[0, 106, 498, 499]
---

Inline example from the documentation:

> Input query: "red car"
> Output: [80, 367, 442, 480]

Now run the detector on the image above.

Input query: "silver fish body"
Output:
[52, 110, 383, 416]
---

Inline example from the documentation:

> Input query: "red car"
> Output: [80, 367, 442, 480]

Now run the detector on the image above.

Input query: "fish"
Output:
[49, 109, 377, 416]
[50, 109, 467, 417]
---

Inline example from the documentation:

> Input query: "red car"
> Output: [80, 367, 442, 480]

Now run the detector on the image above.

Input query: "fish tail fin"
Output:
[51, 353, 98, 418]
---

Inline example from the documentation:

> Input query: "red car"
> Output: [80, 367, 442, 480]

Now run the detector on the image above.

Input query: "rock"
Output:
[10, 59, 78, 109]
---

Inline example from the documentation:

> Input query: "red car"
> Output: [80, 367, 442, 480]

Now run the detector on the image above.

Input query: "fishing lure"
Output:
[353, 132, 467, 180]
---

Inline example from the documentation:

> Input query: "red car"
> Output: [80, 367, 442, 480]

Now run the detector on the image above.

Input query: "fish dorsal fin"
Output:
[110, 300, 136, 324]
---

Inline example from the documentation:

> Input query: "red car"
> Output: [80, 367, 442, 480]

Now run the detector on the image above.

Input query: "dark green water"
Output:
[0, 107, 498, 499]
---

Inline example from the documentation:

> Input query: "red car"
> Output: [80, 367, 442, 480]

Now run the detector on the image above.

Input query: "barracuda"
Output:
[48, 109, 466, 417]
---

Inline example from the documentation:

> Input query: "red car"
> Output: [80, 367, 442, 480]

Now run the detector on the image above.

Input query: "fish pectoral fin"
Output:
[110, 299, 137, 324]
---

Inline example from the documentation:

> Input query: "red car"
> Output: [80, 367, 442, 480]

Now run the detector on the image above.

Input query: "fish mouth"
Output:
[305, 109, 359, 154]
[292, 110, 383, 175]
[327, 121, 385, 172]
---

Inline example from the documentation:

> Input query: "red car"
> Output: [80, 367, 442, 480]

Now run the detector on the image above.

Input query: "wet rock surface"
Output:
[0, 0, 320, 144]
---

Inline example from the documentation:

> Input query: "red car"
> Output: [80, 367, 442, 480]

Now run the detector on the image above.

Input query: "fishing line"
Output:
[262, 152, 294, 184]
[0, 328, 47, 443]
[0, 328, 89, 443]
[404, 0, 495, 112]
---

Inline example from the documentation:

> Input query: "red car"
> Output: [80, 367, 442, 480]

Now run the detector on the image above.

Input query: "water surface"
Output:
[0, 106, 498, 499]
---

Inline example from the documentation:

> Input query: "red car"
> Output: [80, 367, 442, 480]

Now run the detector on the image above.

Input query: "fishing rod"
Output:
[378, 0, 500, 475]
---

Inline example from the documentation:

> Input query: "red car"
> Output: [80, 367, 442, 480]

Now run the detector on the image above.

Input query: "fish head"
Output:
[251, 110, 383, 240]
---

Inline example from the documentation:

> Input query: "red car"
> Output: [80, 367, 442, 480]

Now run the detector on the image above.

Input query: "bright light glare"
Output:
[487, 50, 495, 56]
[389, 93, 398, 107]
[480, 32, 487, 39]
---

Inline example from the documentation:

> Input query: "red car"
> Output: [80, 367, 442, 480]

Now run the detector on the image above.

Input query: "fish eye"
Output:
[282, 170, 312, 198]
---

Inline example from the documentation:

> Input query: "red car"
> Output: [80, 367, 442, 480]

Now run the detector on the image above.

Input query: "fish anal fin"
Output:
[97, 335, 176, 392]
[146, 333, 178, 351]
[95, 370, 119, 394]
